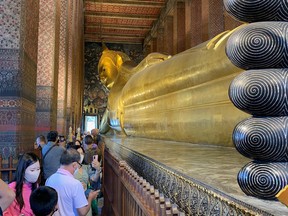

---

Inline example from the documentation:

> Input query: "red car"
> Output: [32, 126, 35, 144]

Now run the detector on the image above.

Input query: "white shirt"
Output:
[46, 168, 88, 216]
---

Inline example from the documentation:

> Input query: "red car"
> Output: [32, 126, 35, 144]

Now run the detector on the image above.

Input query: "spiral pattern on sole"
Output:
[226, 22, 288, 69]
[224, 0, 288, 23]
[229, 69, 288, 116]
[238, 161, 288, 199]
[233, 117, 288, 162]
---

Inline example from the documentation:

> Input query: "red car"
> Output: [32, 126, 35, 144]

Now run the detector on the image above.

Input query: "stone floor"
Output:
[103, 135, 288, 216]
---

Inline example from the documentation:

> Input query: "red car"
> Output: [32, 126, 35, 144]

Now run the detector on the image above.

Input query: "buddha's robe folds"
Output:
[98, 26, 249, 147]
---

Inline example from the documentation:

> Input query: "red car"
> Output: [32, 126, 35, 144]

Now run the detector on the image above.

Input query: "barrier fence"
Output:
[0, 155, 16, 182]
[102, 149, 184, 216]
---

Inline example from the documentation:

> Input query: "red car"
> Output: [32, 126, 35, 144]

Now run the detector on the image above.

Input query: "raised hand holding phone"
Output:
[88, 189, 99, 201]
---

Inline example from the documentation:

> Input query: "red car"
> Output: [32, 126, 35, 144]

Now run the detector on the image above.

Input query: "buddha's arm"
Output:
[99, 109, 110, 134]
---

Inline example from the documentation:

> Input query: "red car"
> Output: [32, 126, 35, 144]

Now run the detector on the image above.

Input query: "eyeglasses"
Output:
[51, 207, 58, 215]
[76, 161, 82, 168]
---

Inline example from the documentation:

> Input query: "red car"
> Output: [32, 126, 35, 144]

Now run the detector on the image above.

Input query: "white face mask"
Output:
[24, 161, 40, 183]
[80, 155, 84, 164]
[74, 167, 79, 175]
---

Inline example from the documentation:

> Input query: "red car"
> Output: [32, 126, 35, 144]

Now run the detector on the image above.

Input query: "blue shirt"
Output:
[42, 141, 53, 156]
[42, 141, 65, 179]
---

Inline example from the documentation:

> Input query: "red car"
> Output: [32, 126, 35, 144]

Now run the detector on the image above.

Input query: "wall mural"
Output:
[84, 42, 144, 125]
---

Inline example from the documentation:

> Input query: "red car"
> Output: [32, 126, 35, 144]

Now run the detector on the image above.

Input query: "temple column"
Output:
[65, 0, 74, 135]
[209, 0, 225, 38]
[70, 0, 77, 132]
[57, 0, 69, 135]
[73, 0, 85, 132]
[190, 0, 202, 46]
[201, 0, 225, 41]
[151, 38, 157, 53]
[36, 0, 61, 134]
[156, 28, 164, 53]
[143, 0, 174, 53]
[0, 0, 39, 160]
[163, 16, 173, 55]
[65, 0, 84, 135]
[143, 43, 152, 56]
[185, 0, 192, 49]
[201, 0, 209, 41]
[174, 1, 186, 53]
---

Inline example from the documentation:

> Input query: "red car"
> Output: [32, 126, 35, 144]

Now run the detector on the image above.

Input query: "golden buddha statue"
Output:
[98, 25, 250, 147]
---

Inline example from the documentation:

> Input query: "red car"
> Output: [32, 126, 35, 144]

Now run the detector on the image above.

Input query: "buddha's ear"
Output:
[102, 43, 108, 51]
[116, 54, 123, 68]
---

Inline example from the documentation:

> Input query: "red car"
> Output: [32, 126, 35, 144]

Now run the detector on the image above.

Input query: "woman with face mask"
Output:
[3, 153, 40, 216]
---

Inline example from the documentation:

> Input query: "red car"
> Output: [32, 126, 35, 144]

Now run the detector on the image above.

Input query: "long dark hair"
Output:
[13, 152, 39, 211]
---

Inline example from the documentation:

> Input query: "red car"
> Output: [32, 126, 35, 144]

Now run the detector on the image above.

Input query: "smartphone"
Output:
[85, 188, 101, 198]
[93, 155, 98, 160]
[84, 188, 93, 198]
[90, 180, 101, 191]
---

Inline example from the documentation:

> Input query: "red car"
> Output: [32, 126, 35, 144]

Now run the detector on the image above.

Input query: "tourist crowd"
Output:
[0, 128, 103, 216]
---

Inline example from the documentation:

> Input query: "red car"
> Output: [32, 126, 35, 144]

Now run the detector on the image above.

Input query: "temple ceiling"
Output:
[84, 0, 167, 44]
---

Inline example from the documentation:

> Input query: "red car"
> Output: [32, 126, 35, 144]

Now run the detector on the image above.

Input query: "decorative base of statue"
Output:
[103, 136, 288, 215]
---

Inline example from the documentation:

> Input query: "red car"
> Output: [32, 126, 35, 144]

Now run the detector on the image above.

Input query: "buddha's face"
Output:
[98, 55, 118, 89]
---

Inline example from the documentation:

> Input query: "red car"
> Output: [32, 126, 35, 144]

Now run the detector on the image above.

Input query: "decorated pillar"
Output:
[201, 0, 209, 41]
[156, 28, 164, 53]
[0, 0, 39, 161]
[184, 0, 192, 49]
[66, 0, 74, 134]
[65, 0, 84, 135]
[151, 38, 157, 53]
[163, 16, 173, 55]
[174, 1, 186, 53]
[56, 0, 69, 135]
[36, 0, 61, 134]
[209, 0, 225, 38]
[143, 43, 152, 56]
[70, 0, 77, 132]
[73, 0, 85, 132]
[201, 0, 225, 41]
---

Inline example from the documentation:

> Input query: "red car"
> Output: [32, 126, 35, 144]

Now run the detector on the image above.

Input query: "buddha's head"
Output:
[98, 45, 130, 89]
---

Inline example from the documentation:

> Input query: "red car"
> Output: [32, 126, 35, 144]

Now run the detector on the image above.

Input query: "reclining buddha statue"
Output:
[98, 27, 249, 147]
[98, 0, 288, 205]
[97, 0, 288, 203]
